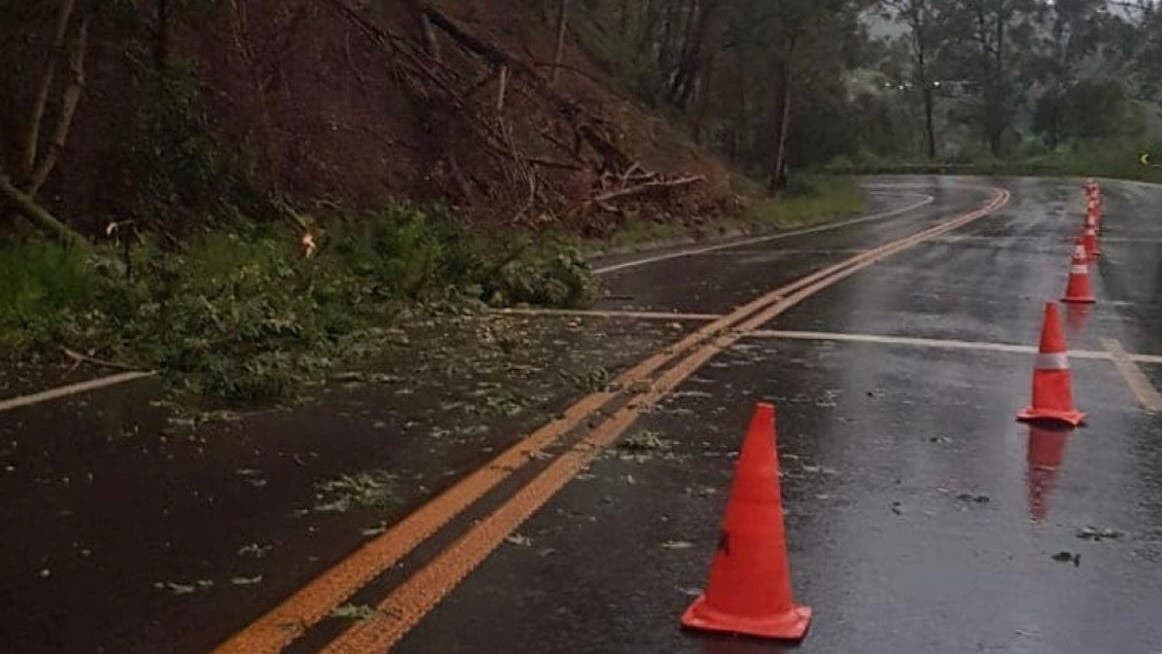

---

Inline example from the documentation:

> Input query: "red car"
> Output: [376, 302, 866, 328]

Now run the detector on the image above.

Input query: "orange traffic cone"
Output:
[1087, 197, 1103, 233]
[1027, 425, 1070, 522]
[1017, 302, 1085, 426]
[1061, 241, 1095, 304]
[1083, 178, 1100, 201]
[1081, 216, 1100, 260]
[681, 403, 812, 641]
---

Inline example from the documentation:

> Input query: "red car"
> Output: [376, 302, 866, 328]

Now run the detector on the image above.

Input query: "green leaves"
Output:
[3, 202, 599, 406]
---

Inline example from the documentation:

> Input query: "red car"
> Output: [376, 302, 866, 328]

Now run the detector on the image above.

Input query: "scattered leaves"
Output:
[330, 604, 378, 621]
[1076, 527, 1122, 542]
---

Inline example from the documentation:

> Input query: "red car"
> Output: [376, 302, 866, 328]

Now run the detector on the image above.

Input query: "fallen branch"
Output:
[418, 3, 631, 169]
[0, 173, 90, 249]
[61, 347, 138, 371]
[590, 175, 706, 203]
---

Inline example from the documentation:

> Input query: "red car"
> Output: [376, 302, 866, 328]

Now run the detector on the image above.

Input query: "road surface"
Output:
[1, 176, 1159, 653]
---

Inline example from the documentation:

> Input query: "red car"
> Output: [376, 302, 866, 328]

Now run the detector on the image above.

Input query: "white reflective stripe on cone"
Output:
[1035, 352, 1070, 370]
[1070, 265, 1088, 274]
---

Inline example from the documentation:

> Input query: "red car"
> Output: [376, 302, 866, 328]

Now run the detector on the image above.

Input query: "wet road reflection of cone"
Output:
[1063, 303, 1091, 341]
[1027, 425, 1070, 522]
[1082, 210, 1101, 259]
[1088, 195, 1103, 232]
[681, 403, 811, 641]
[1061, 241, 1096, 304]
[1017, 302, 1086, 427]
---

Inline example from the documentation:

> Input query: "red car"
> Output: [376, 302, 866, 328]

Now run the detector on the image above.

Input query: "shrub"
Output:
[0, 238, 91, 351]
[2, 201, 599, 404]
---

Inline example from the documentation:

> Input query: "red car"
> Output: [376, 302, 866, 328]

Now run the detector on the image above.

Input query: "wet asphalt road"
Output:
[395, 176, 1162, 653]
[2, 176, 1160, 653]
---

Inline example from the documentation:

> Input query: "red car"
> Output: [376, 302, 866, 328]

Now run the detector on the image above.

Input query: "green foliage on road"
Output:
[0, 203, 597, 404]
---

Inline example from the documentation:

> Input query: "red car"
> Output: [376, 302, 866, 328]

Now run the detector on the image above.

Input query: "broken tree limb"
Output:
[0, 173, 90, 249]
[551, 0, 568, 86]
[62, 347, 138, 371]
[590, 175, 706, 203]
[418, 3, 631, 169]
[496, 64, 508, 111]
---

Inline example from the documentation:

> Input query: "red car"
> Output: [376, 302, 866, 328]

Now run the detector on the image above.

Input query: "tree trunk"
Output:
[0, 173, 90, 249]
[768, 42, 794, 195]
[21, 0, 76, 182]
[922, 84, 937, 159]
[1048, 98, 1059, 150]
[155, 0, 172, 70]
[635, 0, 658, 57]
[989, 1, 1005, 156]
[670, 0, 718, 109]
[406, 0, 442, 61]
[496, 64, 508, 111]
[691, 43, 716, 144]
[27, 15, 89, 198]
[551, 0, 568, 86]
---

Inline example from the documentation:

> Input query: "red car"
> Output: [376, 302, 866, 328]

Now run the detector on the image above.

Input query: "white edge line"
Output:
[0, 371, 157, 413]
[491, 307, 722, 321]
[1100, 337, 1162, 412]
[743, 329, 1162, 364]
[592, 193, 935, 275]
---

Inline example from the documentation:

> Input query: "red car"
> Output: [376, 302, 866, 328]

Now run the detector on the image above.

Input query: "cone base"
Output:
[1017, 406, 1086, 427]
[680, 595, 812, 641]
[1061, 295, 1095, 304]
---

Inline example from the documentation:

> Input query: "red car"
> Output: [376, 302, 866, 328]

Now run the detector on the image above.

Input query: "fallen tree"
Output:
[0, 172, 90, 249]
[320, 0, 705, 226]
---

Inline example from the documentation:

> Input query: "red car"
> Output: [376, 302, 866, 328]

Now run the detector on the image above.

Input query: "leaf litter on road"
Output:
[1076, 526, 1123, 542]
[330, 604, 379, 622]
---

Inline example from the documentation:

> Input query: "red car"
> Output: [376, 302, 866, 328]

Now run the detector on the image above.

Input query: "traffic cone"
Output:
[681, 403, 812, 641]
[1081, 216, 1100, 260]
[1027, 425, 1069, 522]
[1017, 302, 1085, 426]
[1087, 197, 1103, 233]
[1061, 241, 1095, 304]
[1083, 178, 1099, 201]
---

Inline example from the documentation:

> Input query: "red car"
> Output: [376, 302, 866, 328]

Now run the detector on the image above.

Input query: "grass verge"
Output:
[595, 175, 866, 253]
